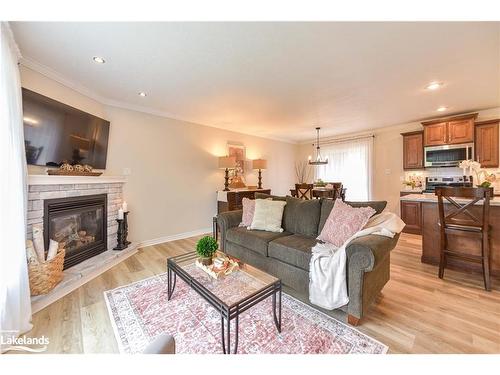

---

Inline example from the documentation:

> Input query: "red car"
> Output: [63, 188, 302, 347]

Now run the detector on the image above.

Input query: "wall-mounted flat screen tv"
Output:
[22, 88, 110, 169]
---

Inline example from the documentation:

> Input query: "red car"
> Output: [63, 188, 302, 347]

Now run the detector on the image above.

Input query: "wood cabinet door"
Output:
[400, 201, 422, 235]
[403, 132, 424, 169]
[475, 121, 499, 168]
[424, 122, 447, 146]
[448, 119, 474, 144]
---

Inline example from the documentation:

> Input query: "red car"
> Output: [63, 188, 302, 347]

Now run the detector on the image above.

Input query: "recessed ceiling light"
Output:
[138, 92, 147, 97]
[92, 56, 105, 64]
[425, 81, 443, 90]
[436, 106, 448, 112]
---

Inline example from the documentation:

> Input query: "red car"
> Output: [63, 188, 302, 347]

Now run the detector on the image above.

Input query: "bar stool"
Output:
[435, 187, 493, 291]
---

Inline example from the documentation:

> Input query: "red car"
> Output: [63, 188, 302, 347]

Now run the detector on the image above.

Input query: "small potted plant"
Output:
[196, 236, 218, 266]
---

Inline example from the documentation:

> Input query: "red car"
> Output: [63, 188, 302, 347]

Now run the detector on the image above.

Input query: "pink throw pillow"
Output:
[240, 198, 256, 227]
[317, 199, 376, 246]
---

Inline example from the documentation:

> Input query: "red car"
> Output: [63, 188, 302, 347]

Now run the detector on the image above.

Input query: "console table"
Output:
[213, 188, 271, 240]
[217, 188, 271, 213]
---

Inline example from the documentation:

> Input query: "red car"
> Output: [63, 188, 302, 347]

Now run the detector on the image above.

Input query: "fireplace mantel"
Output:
[28, 174, 127, 185]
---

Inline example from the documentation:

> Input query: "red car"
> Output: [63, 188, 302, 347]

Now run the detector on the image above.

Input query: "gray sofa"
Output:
[217, 194, 399, 325]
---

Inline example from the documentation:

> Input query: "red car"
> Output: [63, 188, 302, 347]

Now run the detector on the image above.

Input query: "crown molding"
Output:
[19, 57, 297, 145]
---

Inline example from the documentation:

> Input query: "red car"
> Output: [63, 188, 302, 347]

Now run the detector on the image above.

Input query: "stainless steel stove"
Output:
[423, 176, 473, 193]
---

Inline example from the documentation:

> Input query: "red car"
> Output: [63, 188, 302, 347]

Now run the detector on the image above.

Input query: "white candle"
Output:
[122, 201, 128, 212]
[118, 208, 124, 220]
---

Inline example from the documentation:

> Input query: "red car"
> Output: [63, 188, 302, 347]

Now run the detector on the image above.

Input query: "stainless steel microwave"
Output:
[424, 143, 474, 168]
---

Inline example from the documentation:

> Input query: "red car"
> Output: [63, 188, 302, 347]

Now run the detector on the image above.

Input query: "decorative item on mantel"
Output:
[114, 201, 130, 250]
[218, 156, 236, 191]
[459, 160, 497, 188]
[252, 159, 267, 189]
[47, 161, 102, 176]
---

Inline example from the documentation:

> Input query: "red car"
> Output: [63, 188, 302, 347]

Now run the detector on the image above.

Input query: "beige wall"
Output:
[297, 107, 500, 215]
[21, 66, 297, 243]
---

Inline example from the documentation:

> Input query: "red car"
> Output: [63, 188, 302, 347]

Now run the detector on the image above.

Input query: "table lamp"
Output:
[218, 156, 236, 191]
[252, 159, 267, 189]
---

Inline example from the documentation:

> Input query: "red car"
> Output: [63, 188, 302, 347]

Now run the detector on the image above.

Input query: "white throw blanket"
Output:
[309, 212, 405, 310]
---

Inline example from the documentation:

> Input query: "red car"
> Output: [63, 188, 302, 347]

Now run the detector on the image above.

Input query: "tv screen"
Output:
[22, 88, 110, 169]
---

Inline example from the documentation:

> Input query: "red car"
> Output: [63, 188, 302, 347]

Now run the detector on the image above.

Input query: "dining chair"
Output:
[294, 183, 314, 200]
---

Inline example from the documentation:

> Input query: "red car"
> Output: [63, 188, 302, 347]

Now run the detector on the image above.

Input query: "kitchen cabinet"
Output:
[448, 119, 474, 144]
[401, 131, 424, 170]
[475, 119, 499, 168]
[400, 200, 422, 235]
[422, 113, 477, 146]
[423, 122, 447, 146]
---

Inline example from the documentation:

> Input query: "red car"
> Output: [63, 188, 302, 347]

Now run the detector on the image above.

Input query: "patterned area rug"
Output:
[104, 273, 388, 354]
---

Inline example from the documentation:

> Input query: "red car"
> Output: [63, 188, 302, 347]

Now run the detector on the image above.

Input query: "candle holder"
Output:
[123, 211, 131, 245]
[113, 218, 128, 250]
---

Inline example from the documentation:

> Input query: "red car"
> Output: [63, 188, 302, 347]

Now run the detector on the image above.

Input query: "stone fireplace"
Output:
[27, 175, 138, 313]
[27, 175, 126, 268]
[44, 194, 107, 269]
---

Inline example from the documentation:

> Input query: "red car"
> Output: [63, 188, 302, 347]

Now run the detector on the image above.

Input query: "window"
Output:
[316, 136, 373, 200]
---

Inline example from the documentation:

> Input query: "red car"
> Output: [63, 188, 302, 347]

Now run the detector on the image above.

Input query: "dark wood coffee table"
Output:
[167, 252, 282, 354]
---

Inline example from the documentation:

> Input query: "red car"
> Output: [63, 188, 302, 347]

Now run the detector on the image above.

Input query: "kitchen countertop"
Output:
[400, 189, 423, 193]
[400, 193, 500, 206]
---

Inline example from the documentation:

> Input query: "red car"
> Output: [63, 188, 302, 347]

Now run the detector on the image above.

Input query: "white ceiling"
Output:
[10, 22, 500, 142]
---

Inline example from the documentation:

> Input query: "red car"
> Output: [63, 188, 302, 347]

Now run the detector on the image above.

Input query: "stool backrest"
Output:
[435, 187, 493, 231]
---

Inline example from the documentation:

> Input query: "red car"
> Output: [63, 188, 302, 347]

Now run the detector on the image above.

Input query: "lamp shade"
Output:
[252, 159, 267, 170]
[218, 156, 236, 169]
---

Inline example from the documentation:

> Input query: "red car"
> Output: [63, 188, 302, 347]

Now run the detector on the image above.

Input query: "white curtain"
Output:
[316, 136, 373, 201]
[0, 22, 32, 353]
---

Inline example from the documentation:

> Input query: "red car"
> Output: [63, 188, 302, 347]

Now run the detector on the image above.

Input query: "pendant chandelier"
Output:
[308, 127, 328, 165]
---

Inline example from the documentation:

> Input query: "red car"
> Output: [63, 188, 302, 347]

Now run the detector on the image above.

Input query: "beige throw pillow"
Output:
[249, 199, 287, 232]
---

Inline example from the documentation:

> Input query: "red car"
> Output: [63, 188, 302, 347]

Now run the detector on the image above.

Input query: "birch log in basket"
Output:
[28, 245, 66, 296]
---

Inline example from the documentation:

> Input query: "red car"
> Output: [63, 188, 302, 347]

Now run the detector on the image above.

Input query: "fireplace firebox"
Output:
[44, 194, 107, 269]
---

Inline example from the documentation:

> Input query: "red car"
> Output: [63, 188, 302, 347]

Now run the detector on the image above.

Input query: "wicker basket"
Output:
[28, 247, 66, 296]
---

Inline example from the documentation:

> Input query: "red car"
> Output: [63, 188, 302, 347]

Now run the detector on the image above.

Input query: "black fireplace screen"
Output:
[44, 194, 107, 269]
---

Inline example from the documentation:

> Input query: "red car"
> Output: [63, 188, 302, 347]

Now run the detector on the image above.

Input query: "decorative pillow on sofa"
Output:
[239, 197, 256, 227]
[283, 196, 321, 237]
[317, 199, 376, 246]
[249, 199, 287, 233]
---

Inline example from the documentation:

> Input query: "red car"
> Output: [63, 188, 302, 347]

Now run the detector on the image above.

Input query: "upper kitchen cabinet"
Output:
[423, 122, 447, 146]
[402, 131, 424, 170]
[422, 113, 477, 146]
[475, 119, 499, 168]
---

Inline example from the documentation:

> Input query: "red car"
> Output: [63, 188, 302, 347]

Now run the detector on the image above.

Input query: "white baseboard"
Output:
[138, 227, 213, 248]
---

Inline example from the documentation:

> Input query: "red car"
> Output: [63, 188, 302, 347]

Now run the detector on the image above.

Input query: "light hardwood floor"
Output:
[19, 233, 500, 354]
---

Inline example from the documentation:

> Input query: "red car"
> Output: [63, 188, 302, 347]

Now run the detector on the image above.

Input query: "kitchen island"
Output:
[400, 193, 500, 277]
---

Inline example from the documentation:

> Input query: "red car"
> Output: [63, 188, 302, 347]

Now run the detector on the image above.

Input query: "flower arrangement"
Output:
[314, 178, 326, 187]
[459, 160, 497, 188]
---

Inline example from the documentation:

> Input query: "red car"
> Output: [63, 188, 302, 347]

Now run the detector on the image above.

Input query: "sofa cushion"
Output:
[317, 199, 376, 246]
[268, 234, 319, 271]
[226, 227, 291, 257]
[283, 196, 321, 237]
[250, 199, 287, 233]
[318, 199, 387, 233]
